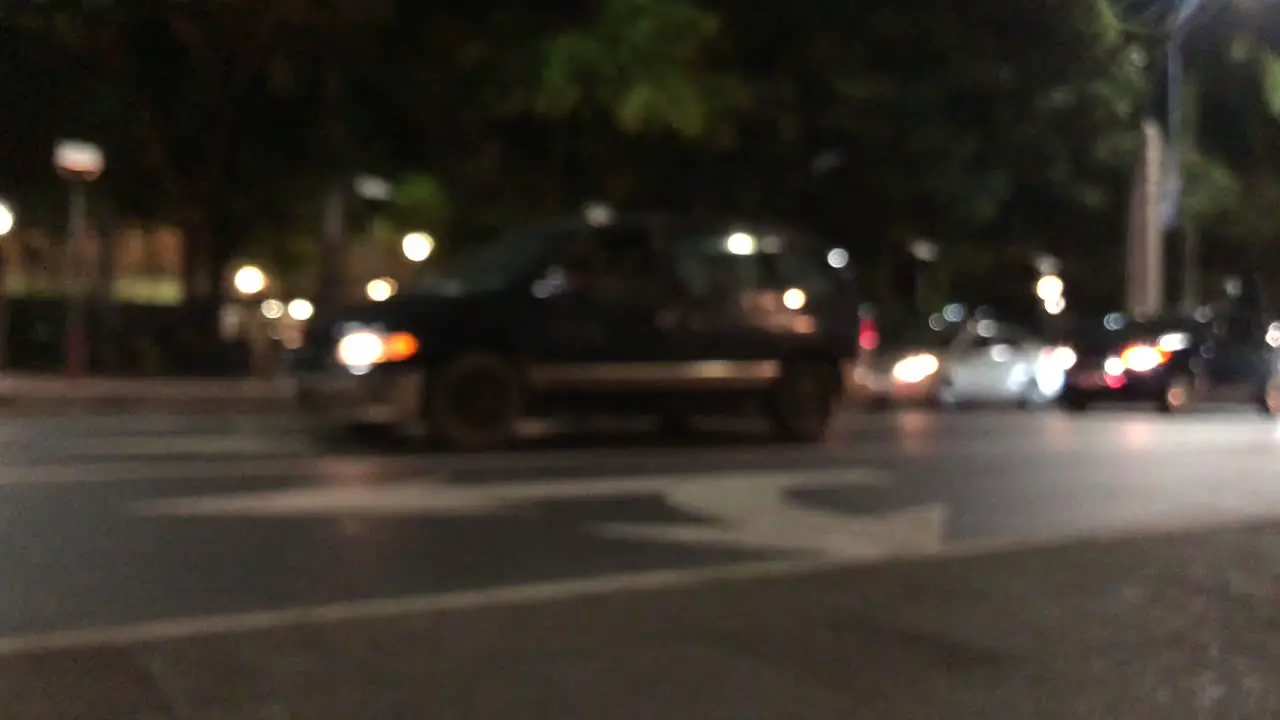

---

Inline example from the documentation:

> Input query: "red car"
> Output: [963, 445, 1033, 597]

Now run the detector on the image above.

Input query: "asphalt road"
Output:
[1, 406, 1279, 642]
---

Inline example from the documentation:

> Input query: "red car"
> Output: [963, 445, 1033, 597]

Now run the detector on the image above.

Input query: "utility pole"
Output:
[318, 66, 346, 313]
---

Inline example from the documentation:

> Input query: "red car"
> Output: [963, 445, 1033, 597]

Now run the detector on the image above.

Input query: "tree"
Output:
[1, 1, 397, 302]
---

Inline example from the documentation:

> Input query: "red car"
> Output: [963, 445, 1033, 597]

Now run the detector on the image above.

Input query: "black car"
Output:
[291, 214, 874, 449]
[1060, 312, 1280, 414]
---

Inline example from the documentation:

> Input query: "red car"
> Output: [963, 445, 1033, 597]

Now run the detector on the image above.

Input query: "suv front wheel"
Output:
[1261, 377, 1280, 416]
[766, 361, 837, 442]
[427, 354, 523, 451]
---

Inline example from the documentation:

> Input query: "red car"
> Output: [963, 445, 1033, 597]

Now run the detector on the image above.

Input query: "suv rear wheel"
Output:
[427, 354, 523, 451]
[767, 361, 837, 442]
[1159, 373, 1194, 414]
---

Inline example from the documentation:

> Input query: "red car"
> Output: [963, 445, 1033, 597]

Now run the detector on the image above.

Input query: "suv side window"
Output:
[554, 224, 670, 301]
[761, 238, 839, 296]
[669, 234, 765, 297]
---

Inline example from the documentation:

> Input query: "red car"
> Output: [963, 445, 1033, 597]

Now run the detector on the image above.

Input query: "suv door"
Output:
[664, 226, 780, 390]
[525, 221, 683, 392]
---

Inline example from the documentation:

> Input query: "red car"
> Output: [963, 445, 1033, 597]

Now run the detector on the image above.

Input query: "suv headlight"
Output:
[335, 329, 419, 373]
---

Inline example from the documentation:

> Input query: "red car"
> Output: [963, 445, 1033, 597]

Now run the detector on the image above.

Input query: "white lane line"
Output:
[0, 456, 375, 487]
[0, 559, 844, 656]
[54, 435, 316, 458]
[0, 511, 1277, 657]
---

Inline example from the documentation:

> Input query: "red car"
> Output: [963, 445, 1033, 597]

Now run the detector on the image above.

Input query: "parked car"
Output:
[1061, 311, 1280, 414]
[863, 315, 1074, 408]
[290, 213, 876, 449]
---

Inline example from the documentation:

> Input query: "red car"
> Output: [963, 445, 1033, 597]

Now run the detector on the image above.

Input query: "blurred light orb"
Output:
[1035, 274, 1064, 302]
[402, 232, 434, 262]
[286, 299, 314, 321]
[233, 265, 267, 296]
[726, 232, 756, 255]
[259, 299, 284, 319]
[0, 202, 13, 236]
[366, 277, 397, 302]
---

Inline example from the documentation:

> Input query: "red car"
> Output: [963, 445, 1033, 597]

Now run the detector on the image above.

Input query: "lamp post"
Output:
[1165, 0, 1211, 312]
[353, 174, 393, 302]
[53, 140, 104, 377]
[908, 238, 938, 313]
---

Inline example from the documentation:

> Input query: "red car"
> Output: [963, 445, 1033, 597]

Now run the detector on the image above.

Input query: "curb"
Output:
[0, 375, 294, 414]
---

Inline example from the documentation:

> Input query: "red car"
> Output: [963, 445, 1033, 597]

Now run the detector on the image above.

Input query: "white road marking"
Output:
[0, 456, 388, 487]
[0, 511, 1276, 656]
[131, 467, 890, 518]
[55, 435, 314, 457]
[0, 559, 845, 656]
[596, 472, 945, 557]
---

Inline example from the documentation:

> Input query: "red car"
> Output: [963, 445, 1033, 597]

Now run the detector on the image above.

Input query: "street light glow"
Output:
[402, 232, 434, 262]
[366, 277, 397, 302]
[0, 202, 13, 236]
[260, 299, 284, 319]
[233, 265, 267, 296]
[286, 298, 314, 321]
[1035, 274, 1064, 302]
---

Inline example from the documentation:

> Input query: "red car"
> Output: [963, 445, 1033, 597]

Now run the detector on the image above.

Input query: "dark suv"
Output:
[291, 214, 874, 449]
[1061, 311, 1280, 414]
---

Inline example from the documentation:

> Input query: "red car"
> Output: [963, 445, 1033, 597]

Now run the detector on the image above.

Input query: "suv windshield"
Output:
[413, 223, 582, 295]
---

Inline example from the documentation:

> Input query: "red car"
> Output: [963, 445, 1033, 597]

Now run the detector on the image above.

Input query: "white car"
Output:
[864, 318, 1075, 408]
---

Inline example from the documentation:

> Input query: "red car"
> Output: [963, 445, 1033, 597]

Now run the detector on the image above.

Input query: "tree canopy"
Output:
[1, 0, 1278, 311]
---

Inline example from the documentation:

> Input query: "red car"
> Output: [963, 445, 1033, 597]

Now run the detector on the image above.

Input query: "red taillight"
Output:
[859, 317, 879, 350]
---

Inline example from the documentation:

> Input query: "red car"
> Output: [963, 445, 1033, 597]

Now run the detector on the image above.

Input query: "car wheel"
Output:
[767, 361, 837, 442]
[1260, 377, 1280, 416]
[929, 376, 957, 409]
[1017, 378, 1048, 410]
[427, 354, 523, 451]
[1061, 389, 1090, 412]
[1159, 373, 1194, 414]
[657, 412, 696, 438]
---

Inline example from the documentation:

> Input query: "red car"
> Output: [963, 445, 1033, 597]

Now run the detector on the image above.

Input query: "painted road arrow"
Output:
[596, 475, 947, 558]
[134, 467, 947, 559]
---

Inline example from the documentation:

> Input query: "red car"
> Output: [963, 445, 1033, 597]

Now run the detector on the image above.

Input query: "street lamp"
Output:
[53, 139, 104, 377]
[0, 199, 14, 370]
[233, 264, 267, 297]
[286, 298, 314, 321]
[365, 277, 396, 302]
[1035, 274, 1064, 303]
[401, 232, 434, 262]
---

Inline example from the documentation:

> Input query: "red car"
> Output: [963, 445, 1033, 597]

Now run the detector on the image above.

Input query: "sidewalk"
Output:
[0, 373, 293, 413]
[2, 521, 1278, 719]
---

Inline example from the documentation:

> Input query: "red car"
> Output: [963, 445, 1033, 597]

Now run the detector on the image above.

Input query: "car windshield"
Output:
[413, 223, 582, 295]
[879, 318, 966, 350]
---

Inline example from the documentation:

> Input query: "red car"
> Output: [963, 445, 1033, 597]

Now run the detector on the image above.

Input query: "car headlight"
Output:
[335, 329, 420, 372]
[336, 331, 385, 369]
[1120, 344, 1166, 373]
[1103, 356, 1125, 376]
[1047, 346, 1076, 370]
[1156, 331, 1191, 352]
[891, 353, 939, 384]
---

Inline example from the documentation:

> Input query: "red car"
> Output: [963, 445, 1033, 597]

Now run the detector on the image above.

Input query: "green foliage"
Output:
[390, 173, 452, 243]
[537, 0, 746, 139]
[1181, 148, 1241, 226]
